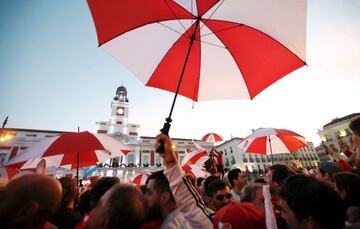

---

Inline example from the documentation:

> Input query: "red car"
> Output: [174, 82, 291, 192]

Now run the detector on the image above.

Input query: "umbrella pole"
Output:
[161, 17, 201, 135]
[76, 151, 79, 187]
[268, 137, 274, 165]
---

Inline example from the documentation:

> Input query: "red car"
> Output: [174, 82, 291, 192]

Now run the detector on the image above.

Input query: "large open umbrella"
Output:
[202, 133, 224, 144]
[5, 131, 131, 183]
[88, 0, 306, 135]
[238, 128, 307, 164]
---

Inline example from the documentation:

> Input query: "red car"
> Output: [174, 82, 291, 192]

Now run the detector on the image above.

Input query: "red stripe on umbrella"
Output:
[43, 132, 104, 157]
[88, 0, 195, 46]
[182, 150, 209, 166]
[146, 22, 201, 101]
[246, 137, 267, 155]
[276, 134, 307, 153]
[239, 128, 307, 161]
[202, 133, 224, 143]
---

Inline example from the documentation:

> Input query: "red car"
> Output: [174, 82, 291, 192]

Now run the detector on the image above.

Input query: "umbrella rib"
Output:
[162, 0, 191, 38]
[198, 24, 242, 38]
[199, 0, 225, 30]
[157, 22, 184, 35]
[197, 38, 227, 49]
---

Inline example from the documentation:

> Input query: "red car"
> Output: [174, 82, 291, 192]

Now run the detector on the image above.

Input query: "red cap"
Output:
[214, 202, 265, 229]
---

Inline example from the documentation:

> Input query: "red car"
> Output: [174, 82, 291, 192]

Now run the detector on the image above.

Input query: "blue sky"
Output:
[1, 0, 359, 145]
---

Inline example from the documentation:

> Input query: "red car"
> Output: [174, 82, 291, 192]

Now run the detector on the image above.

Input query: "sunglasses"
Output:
[215, 193, 232, 201]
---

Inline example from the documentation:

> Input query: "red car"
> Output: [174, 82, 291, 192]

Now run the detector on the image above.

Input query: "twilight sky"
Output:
[0, 0, 359, 146]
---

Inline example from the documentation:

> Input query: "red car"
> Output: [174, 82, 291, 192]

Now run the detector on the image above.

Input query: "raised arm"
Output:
[155, 133, 214, 228]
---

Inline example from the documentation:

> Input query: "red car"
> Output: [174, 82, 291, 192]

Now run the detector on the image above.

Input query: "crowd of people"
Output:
[1, 116, 360, 229]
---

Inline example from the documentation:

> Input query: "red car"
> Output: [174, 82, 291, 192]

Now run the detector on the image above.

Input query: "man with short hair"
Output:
[85, 184, 146, 229]
[0, 174, 62, 229]
[279, 174, 346, 229]
[266, 164, 294, 229]
[90, 176, 120, 208]
[314, 161, 341, 186]
[227, 168, 247, 201]
[207, 179, 232, 211]
[266, 164, 293, 194]
[145, 171, 190, 228]
[51, 177, 82, 229]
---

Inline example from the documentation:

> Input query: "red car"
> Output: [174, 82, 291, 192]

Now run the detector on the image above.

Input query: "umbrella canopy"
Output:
[202, 133, 224, 143]
[131, 172, 151, 185]
[88, 0, 306, 134]
[238, 128, 307, 155]
[182, 164, 210, 178]
[5, 131, 131, 169]
[181, 148, 209, 166]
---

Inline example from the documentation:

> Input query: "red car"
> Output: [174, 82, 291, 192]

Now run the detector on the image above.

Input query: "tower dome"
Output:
[114, 86, 129, 102]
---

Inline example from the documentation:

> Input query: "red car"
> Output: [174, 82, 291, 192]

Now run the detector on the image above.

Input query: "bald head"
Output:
[0, 174, 62, 228]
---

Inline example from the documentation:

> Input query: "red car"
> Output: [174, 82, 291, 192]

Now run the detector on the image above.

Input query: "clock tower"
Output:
[95, 86, 139, 137]
[109, 86, 129, 133]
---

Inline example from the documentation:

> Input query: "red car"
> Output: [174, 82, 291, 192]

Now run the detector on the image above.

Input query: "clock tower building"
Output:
[95, 86, 139, 137]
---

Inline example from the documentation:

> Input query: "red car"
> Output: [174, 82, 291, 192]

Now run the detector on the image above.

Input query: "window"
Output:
[155, 154, 162, 165]
[179, 154, 185, 164]
[142, 154, 149, 165]
[0, 153, 7, 163]
[127, 154, 135, 165]
[345, 128, 352, 136]
[231, 156, 236, 164]
[230, 147, 233, 153]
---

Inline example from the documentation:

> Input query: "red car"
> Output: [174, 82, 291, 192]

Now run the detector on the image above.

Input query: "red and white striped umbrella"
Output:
[182, 144, 209, 167]
[202, 133, 224, 143]
[5, 131, 131, 169]
[239, 128, 307, 155]
[88, 0, 306, 135]
[88, 0, 306, 102]
[131, 172, 151, 185]
[182, 164, 210, 178]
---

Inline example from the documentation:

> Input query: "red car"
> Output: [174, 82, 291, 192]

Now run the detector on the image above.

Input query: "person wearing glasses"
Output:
[207, 179, 232, 211]
[155, 133, 266, 229]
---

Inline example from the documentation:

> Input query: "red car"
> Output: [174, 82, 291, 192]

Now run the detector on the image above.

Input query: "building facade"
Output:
[316, 113, 360, 162]
[0, 86, 213, 180]
[217, 138, 320, 173]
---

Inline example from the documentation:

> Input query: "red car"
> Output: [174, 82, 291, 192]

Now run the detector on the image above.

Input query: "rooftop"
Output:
[323, 113, 360, 128]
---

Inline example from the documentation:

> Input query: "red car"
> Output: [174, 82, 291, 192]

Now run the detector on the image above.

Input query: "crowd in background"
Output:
[1, 116, 360, 229]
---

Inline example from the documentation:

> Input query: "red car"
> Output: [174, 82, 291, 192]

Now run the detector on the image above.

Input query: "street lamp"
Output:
[0, 132, 13, 142]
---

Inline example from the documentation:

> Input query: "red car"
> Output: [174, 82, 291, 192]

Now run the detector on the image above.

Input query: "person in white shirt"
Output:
[227, 168, 247, 201]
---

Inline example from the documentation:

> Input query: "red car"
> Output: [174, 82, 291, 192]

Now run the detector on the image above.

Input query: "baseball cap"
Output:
[214, 202, 265, 229]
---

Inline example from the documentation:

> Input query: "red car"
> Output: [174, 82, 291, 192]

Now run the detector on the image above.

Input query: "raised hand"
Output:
[155, 133, 178, 169]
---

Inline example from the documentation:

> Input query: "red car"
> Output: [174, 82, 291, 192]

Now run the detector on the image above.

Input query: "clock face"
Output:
[117, 107, 124, 115]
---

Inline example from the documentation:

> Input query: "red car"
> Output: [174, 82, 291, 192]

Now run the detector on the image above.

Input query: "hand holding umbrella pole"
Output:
[155, 133, 178, 169]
